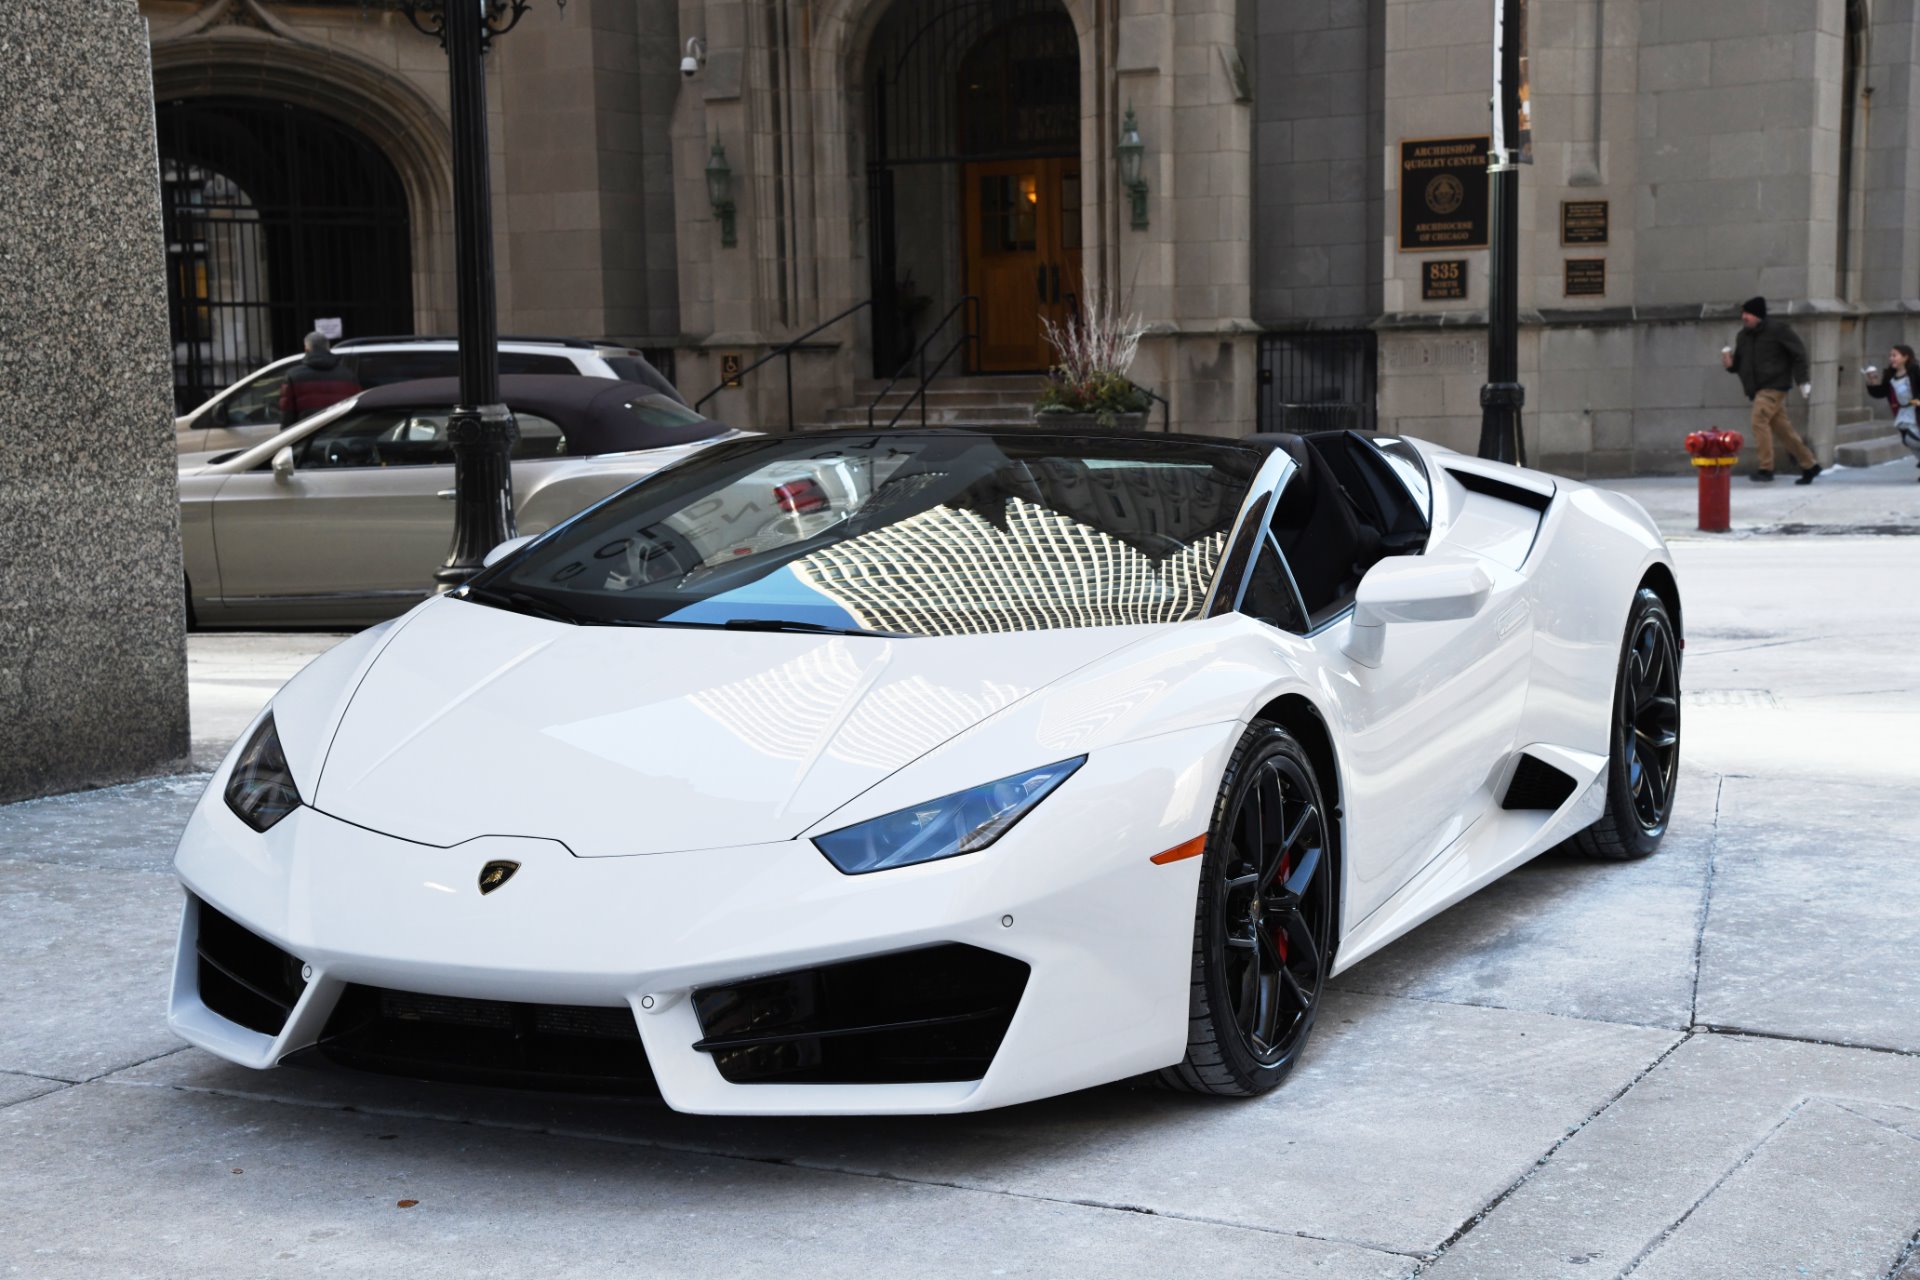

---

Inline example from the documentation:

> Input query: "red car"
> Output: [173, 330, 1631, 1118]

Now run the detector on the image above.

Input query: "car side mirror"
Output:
[1343, 556, 1492, 668]
[208, 399, 229, 428]
[271, 446, 296, 483]
[481, 534, 536, 568]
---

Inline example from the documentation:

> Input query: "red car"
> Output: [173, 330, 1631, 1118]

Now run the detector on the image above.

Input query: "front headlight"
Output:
[812, 757, 1085, 875]
[224, 714, 302, 832]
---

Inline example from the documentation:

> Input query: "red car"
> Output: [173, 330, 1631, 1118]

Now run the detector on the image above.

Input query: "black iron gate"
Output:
[1256, 330, 1379, 434]
[156, 98, 413, 414]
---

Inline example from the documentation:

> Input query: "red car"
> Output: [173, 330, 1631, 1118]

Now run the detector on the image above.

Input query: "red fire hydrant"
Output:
[1685, 428, 1744, 532]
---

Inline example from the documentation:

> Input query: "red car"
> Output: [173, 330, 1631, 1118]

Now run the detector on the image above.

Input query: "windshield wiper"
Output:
[718, 617, 906, 638]
[458, 584, 588, 626]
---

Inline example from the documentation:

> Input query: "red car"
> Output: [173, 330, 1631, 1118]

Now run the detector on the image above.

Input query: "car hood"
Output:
[309, 597, 1155, 856]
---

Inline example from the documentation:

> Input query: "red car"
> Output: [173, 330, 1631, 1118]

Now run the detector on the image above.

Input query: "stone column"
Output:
[1108, 0, 1258, 437]
[0, 1, 190, 801]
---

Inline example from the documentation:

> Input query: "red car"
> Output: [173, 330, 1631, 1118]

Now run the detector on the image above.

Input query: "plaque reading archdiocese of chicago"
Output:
[1398, 136, 1491, 252]
[1561, 200, 1610, 246]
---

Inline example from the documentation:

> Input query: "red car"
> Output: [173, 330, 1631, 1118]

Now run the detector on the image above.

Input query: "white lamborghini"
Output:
[170, 426, 1682, 1114]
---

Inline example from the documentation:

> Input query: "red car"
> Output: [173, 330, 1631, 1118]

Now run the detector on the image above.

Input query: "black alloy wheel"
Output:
[1162, 721, 1335, 1097]
[1574, 586, 1681, 859]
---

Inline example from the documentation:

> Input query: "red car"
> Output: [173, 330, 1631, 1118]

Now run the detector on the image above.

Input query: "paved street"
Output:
[3, 462, 1918, 1278]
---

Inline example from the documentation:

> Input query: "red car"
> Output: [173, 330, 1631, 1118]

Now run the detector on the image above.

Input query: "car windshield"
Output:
[470, 431, 1261, 636]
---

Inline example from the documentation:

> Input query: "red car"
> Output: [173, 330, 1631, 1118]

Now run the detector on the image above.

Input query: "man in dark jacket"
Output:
[278, 332, 362, 427]
[1721, 296, 1820, 484]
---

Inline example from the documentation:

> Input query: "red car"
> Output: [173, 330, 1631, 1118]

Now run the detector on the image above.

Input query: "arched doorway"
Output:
[864, 0, 1080, 376]
[155, 98, 413, 412]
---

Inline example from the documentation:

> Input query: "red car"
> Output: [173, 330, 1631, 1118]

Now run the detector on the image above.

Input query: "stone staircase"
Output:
[1834, 409, 1909, 468]
[810, 375, 1048, 430]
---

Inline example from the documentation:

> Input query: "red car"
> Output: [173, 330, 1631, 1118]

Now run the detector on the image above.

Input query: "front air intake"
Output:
[692, 944, 1030, 1085]
[194, 896, 307, 1037]
[317, 986, 658, 1096]
[1501, 754, 1579, 811]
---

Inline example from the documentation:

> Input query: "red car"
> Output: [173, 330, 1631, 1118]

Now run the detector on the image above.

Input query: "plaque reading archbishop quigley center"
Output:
[1399, 136, 1490, 252]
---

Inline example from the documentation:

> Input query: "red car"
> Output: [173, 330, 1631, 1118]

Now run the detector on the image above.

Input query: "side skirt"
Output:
[1329, 742, 1606, 975]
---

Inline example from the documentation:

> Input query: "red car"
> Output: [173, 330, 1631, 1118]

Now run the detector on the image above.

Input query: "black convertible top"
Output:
[355, 375, 730, 456]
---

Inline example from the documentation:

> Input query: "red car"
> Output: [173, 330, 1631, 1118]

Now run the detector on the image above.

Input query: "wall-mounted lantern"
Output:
[706, 139, 736, 248]
[1117, 104, 1147, 230]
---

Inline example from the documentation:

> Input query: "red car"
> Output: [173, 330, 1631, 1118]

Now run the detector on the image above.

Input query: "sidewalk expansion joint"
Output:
[1411, 1030, 1695, 1276]
[1692, 1023, 1920, 1060]
[1687, 774, 1726, 1026]
[1615, 1097, 1812, 1277]
[98, 1076, 1425, 1260]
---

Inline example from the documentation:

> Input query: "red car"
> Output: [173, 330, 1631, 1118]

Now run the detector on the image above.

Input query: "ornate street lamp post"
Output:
[1478, 0, 1530, 464]
[399, 0, 563, 585]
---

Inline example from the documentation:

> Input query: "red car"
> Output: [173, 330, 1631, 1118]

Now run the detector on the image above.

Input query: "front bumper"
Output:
[169, 728, 1228, 1114]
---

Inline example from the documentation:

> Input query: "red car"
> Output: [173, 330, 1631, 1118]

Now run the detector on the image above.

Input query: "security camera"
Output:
[681, 36, 706, 78]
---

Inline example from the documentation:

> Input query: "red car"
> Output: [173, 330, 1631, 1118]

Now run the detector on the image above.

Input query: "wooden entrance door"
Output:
[964, 157, 1082, 372]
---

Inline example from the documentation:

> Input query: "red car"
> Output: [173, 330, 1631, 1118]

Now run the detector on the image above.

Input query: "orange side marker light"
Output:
[1150, 834, 1207, 865]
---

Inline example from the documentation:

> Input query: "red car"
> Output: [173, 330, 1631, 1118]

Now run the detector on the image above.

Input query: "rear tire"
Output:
[1572, 587, 1680, 859]
[1160, 720, 1335, 1097]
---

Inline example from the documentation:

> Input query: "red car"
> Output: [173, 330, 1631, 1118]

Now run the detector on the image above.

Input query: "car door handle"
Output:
[437, 489, 457, 500]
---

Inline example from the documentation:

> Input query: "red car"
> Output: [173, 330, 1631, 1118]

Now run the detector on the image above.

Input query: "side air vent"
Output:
[194, 896, 307, 1036]
[692, 944, 1030, 1085]
[1501, 754, 1579, 811]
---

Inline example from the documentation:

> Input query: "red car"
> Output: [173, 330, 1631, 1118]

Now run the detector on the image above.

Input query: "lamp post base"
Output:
[434, 402, 519, 588]
[1477, 381, 1526, 466]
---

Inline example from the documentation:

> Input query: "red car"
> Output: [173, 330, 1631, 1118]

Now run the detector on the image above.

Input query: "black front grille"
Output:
[692, 944, 1030, 1085]
[194, 896, 307, 1037]
[317, 985, 658, 1096]
[1502, 754, 1579, 811]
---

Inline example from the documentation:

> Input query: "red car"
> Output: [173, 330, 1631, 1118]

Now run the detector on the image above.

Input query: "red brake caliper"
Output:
[1273, 848, 1291, 964]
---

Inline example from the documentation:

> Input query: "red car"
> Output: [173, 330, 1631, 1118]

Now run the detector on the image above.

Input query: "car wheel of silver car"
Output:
[1573, 586, 1680, 860]
[1161, 720, 1334, 1097]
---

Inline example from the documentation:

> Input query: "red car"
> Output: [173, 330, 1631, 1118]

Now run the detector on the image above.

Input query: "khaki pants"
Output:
[1750, 389, 1815, 471]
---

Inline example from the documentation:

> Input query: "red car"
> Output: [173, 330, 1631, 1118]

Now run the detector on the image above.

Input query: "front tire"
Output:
[1161, 721, 1335, 1097]
[1573, 586, 1680, 859]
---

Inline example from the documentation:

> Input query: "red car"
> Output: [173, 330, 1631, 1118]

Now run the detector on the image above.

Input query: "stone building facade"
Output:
[139, 0, 1920, 471]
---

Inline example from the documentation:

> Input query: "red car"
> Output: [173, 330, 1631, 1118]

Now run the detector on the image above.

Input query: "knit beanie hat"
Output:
[1741, 296, 1768, 320]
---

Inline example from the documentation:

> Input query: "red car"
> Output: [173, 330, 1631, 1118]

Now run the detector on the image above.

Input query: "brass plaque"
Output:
[720, 353, 743, 388]
[1561, 200, 1610, 246]
[1564, 258, 1607, 298]
[1398, 137, 1491, 252]
[1422, 259, 1469, 302]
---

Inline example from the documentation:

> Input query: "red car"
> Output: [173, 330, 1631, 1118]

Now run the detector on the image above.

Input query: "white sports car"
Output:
[170, 426, 1681, 1114]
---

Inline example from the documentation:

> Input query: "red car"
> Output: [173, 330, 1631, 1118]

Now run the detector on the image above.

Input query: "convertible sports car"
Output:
[170, 426, 1681, 1114]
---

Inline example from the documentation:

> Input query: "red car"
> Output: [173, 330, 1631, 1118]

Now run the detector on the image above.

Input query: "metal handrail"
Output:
[693, 299, 872, 430]
[867, 295, 979, 430]
[1132, 381, 1172, 433]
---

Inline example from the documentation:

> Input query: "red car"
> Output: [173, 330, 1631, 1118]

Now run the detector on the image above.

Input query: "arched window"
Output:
[157, 98, 412, 413]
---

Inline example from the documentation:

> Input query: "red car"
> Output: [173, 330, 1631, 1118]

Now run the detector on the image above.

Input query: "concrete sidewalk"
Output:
[1593, 454, 1920, 541]
[3, 540, 1918, 1278]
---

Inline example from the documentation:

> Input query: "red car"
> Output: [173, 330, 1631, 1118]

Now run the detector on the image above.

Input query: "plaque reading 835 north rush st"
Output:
[1564, 258, 1607, 297]
[1398, 136, 1490, 252]
[1422, 259, 1468, 301]
[1561, 200, 1610, 246]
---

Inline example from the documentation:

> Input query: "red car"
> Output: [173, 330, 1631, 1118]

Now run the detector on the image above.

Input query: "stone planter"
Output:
[1030, 410, 1149, 431]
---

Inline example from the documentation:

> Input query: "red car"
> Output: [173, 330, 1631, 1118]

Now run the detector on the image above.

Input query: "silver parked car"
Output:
[179, 375, 744, 628]
[174, 337, 681, 456]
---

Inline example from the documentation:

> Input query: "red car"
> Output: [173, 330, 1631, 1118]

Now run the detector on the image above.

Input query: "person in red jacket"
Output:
[277, 332, 362, 427]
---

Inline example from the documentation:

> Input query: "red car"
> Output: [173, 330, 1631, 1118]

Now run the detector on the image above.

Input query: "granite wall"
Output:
[0, 1, 191, 802]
